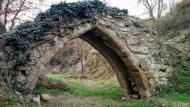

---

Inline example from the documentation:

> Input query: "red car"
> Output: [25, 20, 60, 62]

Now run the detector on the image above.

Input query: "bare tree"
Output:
[76, 39, 85, 76]
[0, 0, 6, 34]
[0, 0, 43, 32]
[169, 0, 175, 15]
[0, 0, 3, 13]
[157, 0, 164, 19]
[183, 0, 190, 4]
[138, 0, 157, 21]
[138, 0, 167, 21]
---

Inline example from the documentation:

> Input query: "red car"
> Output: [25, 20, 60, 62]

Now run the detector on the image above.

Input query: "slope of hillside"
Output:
[154, 1, 190, 68]
[47, 38, 115, 80]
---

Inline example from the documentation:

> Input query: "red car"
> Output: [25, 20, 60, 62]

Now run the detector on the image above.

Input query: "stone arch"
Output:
[1, 0, 173, 99]
[79, 26, 150, 98]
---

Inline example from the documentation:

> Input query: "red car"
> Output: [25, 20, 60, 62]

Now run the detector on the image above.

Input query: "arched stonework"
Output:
[2, 1, 173, 99]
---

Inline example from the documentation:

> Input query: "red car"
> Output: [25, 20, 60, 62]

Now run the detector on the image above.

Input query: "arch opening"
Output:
[79, 27, 139, 98]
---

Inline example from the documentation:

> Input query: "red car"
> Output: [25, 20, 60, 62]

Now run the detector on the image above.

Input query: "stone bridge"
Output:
[1, 0, 173, 99]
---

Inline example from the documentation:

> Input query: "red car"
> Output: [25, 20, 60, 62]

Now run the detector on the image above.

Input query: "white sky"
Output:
[5, 0, 182, 30]
[17, 0, 182, 26]
[38, 0, 182, 19]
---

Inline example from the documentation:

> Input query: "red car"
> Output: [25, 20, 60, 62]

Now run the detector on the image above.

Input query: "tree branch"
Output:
[9, 0, 26, 30]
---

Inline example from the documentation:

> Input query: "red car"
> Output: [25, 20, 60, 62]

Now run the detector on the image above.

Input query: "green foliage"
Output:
[159, 58, 190, 103]
[163, 92, 190, 103]
[4, 0, 128, 67]
[25, 103, 38, 107]
[0, 92, 17, 107]
[168, 59, 190, 93]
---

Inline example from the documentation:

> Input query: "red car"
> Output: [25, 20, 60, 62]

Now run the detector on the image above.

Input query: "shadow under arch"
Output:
[79, 26, 150, 98]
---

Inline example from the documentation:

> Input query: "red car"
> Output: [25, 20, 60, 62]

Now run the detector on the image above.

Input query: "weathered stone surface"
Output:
[0, 83, 5, 100]
[121, 97, 127, 101]
[131, 94, 139, 99]
[41, 94, 53, 102]
[31, 95, 41, 106]
[0, 1, 179, 100]
[15, 91, 24, 104]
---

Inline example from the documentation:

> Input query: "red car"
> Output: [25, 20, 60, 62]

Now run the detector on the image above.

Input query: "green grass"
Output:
[67, 82, 123, 99]
[33, 86, 66, 94]
[24, 103, 38, 107]
[34, 74, 124, 100]
[163, 92, 190, 103]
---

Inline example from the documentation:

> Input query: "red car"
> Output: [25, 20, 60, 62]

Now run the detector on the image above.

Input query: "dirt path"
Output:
[42, 93, 122, 107]
[41, 93, 190, 107]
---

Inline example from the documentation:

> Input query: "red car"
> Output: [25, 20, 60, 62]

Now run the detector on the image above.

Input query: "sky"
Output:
[16, 0, 182, 27]
[5, 0, 183, 30]
[38, 0, 147, 18]
[38, 0, 182, 18]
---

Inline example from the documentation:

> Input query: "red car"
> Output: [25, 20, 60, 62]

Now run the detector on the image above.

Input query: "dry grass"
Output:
[156, 1, 190, 36]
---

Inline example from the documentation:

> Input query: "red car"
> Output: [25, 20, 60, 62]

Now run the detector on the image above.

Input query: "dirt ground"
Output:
[41, 93, 190, 107]
[42, 93, 123, 107]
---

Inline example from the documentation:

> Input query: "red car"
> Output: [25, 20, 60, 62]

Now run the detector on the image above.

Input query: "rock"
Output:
[128, 46, 149, 54]
[0, 82, 5, 100]
[31, 95, 40, 106]
[41, 94, 53, 102]
[187, 53, 190, 61]
[33, 49, 40, 58]
[0, 88, 4, 100]
[121, 97, 127, 102]
[16, 103, 23, 107]
[131, 94, 139, 99]
[15, 91, 24, 104]
[15, 72, 26, 82]
[133, 87, 138, 92]
[131, 82, 136, 86]
[18, 94, 24, 104]
[38, 76, 67, 89]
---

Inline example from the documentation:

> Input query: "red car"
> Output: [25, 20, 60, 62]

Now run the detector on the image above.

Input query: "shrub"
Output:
[156, 1, 190, 36]
[158, 58, 190, 102]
